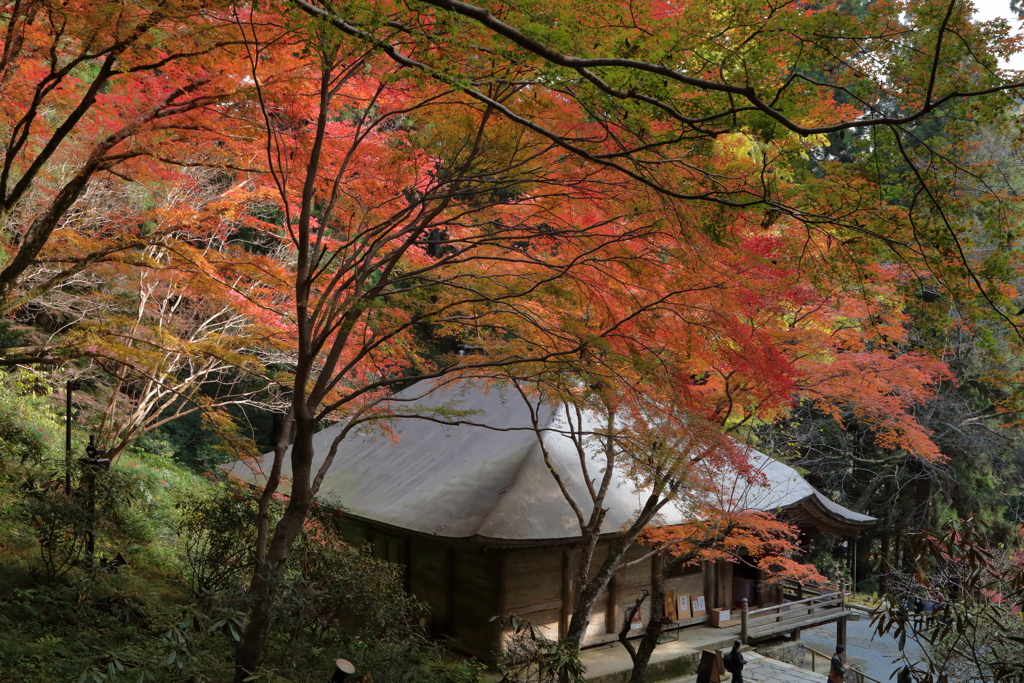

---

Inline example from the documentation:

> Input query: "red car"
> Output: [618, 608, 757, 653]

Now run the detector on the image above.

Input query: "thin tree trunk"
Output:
[626, 571, 670, 683]
[879, 534, 890, 597]
[233, 415, 316, 681]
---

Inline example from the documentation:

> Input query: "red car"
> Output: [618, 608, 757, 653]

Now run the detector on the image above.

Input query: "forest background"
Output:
[2, 0, 1024, 681]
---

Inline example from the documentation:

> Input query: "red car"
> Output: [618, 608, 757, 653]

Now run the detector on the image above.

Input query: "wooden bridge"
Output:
[739, 581, 854, 646]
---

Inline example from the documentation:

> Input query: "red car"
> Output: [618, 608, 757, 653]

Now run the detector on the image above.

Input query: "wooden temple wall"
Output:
[338, 517, 760, 661]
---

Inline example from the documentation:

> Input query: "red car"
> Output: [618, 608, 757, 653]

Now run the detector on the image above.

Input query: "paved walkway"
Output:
[580, 623, 839, 683]
[660, 652, 825, 683]
[581, 625, 737, 681]
[802, 615, 922, 681]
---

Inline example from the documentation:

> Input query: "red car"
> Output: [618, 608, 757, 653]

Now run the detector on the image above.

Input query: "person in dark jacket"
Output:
[828, 645, 847, 683]
[723, 640, 746, 683]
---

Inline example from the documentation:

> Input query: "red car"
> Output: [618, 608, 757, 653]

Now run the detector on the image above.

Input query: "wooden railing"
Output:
[805, 643, 885, 683]
[783, 578, 852, 601]
[740, 589, 845, 643]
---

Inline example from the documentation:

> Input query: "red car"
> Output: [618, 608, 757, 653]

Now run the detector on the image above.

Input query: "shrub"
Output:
[176, 480, 261, 595]
[494, 615, 584, 683]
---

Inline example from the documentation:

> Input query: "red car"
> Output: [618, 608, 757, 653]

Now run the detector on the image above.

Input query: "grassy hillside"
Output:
[0, 372, 481, 683]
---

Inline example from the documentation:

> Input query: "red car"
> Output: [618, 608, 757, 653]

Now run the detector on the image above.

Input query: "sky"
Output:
[972, 0, 1024, 69]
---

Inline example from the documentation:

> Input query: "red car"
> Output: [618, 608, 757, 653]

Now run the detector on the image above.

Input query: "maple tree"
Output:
[223, 1, 1024, 677]
[503, 372, 821, 683]
[225, 13, 703, 678]
[0, 0, 261, 319]
[0, 163, 292, 462]
[0, 1, 1023, 679]
[483, 194, 951, 678]
[290, 0, 1024, 314]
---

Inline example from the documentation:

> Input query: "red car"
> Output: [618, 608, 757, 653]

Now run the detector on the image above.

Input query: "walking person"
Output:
[913, 596, 925, 628]
[828, 645, 847, 683]
[723, 640, 746, 683]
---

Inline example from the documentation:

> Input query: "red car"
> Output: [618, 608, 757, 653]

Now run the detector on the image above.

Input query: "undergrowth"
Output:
[0, 372, 483, 683]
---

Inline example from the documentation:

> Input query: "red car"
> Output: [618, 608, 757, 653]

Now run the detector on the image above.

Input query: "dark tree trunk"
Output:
[626, 573, 672, 683]
[233, 415, 316, 682]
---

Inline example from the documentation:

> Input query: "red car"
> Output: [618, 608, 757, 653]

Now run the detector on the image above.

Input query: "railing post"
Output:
[741, 598, 749, 643]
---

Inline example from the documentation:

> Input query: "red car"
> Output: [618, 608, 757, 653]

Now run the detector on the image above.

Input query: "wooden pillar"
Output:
[495, 551, 506, 616]
[852, 538, 858, 595]
[717, 562, 733, 608]
[445, 547, 457, 635]
[494, 551, 507, 652]
[703, 560, 716, 610]
[756, 567, 768, 607]
[560, 550, 573, 639]
[403, 534, 413, 593]
[837, 616, 847, 650]
[606, 572, 619, 633]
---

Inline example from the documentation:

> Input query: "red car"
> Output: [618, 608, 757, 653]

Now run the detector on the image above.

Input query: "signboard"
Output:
[691, 594, 707, 617]
[665, 590, 679, 621]
[695, 649, 725, 683]
[677, 593, 691, 620]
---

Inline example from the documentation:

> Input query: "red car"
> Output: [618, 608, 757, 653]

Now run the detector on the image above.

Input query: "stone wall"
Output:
[755, 641, 806, 668]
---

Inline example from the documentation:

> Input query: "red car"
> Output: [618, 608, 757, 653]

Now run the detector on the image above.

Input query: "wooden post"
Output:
[494, 551, 506, 652]
[703, 560, 716, 609]
[740, 598, 749, 644]
[837, 615, 847, 650]
[445, 547, 457, 636]
[852, 538, 858, 595]
[64, 380, 73, 495]
[606, 572, 619, 633]
[403, 535, 413, 593]
[560, 550, 572, 639]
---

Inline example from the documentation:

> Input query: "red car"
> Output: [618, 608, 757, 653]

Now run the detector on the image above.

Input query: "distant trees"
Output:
[875, 518, 1024, 683]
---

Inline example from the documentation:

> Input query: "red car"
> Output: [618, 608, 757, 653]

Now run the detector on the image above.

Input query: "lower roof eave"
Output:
[344, 511, 630, 549]
[786, 495, 876, 537]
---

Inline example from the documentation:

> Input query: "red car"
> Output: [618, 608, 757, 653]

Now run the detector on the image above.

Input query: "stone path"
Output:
[661, 652, 826, 683]
[802, 614, 922, 681]
[580, 621, 843, 683]
[580, 626, 737, 681]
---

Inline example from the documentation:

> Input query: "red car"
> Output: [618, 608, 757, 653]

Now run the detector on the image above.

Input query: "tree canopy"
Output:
[2, 0, 1024, 681]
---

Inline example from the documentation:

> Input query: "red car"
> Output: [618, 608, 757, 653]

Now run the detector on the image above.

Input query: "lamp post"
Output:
[80, 434, 109, 567]
[64, 379, 80, 495]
